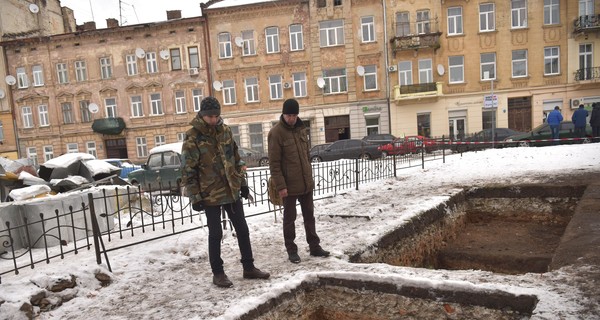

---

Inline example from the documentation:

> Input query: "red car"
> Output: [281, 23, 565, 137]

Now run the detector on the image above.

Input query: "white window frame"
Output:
[43, 145, 54, 162]
[448, 56, 464, 84]
[323, 68, 347, 94]
[105, 98, 117, 118]
[222, 80, 236, 105]
[544, 46, 560, 75]
[136, 137, 148, 158]
[131, 95, 143, 118]
[292, 72, 307, 97]
[265, 27, 280, 54]
[100, 57, 112, 79]
[75, 60, 87, 82]
[398, 61, 413, 86]
[480, 52, 497, 80]
[511, 0, 527, 29]
[192, 89, 203, 112]
[146, 52, 158, 73]
[289, 24, 304, 51]
[418, 59, 433, 84]
[396, 12, 410, 37]
[32, 65, 44, 86]
[363, 65, 377, 91]
[361, 16, 375, 43]
[66, 143, 79, 154]
[150, 93, 163, 115]
[38, 105, 49, 127]
[269, 75, 283, 100]
[170, 48, 182, 70]
[188, 46, 200, 69]
[219, 32, 232, 59]
[126, 55, 138, 76]
[62, 102, 74, 124]
[16, 67, 28, 88]
[447, 7, 463, 36]
[242, 30, 256, 56]
[56, 63, 68, 84]
[86, 141, 97, 158]
[245, 77, 259, 103]
[175, 91, 186, 114]
[27, 147, 38, 167]
[320, 20, 345, 47]
[416, 10, 431, 34]
[177, 132, 186, 142]
[22, 106, 33, 128]
[80, 100, 92, 123]
[365, 116, 380, 136]
[512, 49, 528, 78]
[479, 3, 495, 32]
[544, 0, 559, 25]
[154, 135, 166, 147]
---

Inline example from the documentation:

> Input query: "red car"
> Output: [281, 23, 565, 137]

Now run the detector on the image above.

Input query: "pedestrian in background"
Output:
[268, 98, 330, 264]
[571, 104, 589, 138]
[588, 103, 600, 138]
[181, 96, 270, 288]
[547, 106, 563, 141]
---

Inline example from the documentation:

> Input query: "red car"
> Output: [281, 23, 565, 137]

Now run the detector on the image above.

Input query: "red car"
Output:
[378, 135, 437, 157]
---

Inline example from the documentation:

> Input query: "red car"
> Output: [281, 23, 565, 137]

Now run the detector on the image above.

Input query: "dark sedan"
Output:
[452, 128, 525, 152]
[504, 121, 592, 147]
[310, 139, 382, 162]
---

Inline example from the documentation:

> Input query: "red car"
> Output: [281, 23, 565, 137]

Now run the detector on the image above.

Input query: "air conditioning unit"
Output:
[189, 68, 199, 76]
[283, 82, 291, 89]
[388, 65, 397, 72]
[571, 98, 583, 108]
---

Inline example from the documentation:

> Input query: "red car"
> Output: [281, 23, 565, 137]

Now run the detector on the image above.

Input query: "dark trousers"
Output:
[282, 192, 320, 254]
[204, 199, 254, 275]
[593, 126, 600, 137]
[574, 126, 586, 138]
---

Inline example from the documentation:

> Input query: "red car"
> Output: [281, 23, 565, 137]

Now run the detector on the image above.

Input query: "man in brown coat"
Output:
[268, 99, 330, 263]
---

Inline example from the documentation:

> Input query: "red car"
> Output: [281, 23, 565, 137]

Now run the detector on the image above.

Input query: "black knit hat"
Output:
[282, 99, 299, 114]
[199, 96, 221, 117]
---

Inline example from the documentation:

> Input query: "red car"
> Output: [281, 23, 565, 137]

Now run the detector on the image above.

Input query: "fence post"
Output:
[88, 193, 112, 272]
[355, 158, 359, 191]
[393, 154, 397, 177]
[442, 135, 446, 163]
[421, 136, 425, 169]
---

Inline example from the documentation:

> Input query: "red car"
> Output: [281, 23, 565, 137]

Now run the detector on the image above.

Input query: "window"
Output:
[136, 137, 148, 158]
[544, 0, 559, 25]
[75, 61, 87, 82]
[188, 46, 200, 69]
[38, 105, 49, 126]
[105, 98, 117, 118]
[66, 143, 79, 153]
[320, 20, 344, 47]
[230, 126, 241, 146]
[222, 80, 236, 105]
[417, 113, 431, 138]
[269, 75, 283, 100]
[155, 135, 166, 147]
[242, 30, 256, 56]
[398, 61, 412, 85]
[175, 91, 186, 114]
[544, 46, 560, 75]
[579, 43, 593, 80]
[27, 147, 38, 167]
[396, 12, 410, 37]
[100, 57, 112, 79]
[150, 93, 163, 115]
[126, 55, 138, 76]
[323, 68, 347, 94]
[131, 95, 143, 117]
[265, 27, 280, 54]
[56, 63, 69, 84]
[480, 52, 496, 80]
[62, 102, 74, 124]
[361, 16, 375, 43]
[479, 3, 495, 32]
[219, 32, 232, 58]
[146, 52, 158, 73]
[317, 0, 326, 8]
[448, 56, 464, 83]
[80, 100, 92, 123]
[417, 10, 431, 34]
[418, 59, 433, 84]
[245, 77, 259, 103]
[447, 7, 463, 35]
[512, 49, 528, 78]
[16, 67, 28, 88]
[87, 141, 97, 158]
[43, 145, 53, 162]
[334, 0, 342, 5]
[289, 24, 304, 51]
[249, 123, 264, 152]
[293, 72, 307, 97]
[22, 106, 33, 128]
[511, 0, 527, 28]
[365, 116, 380, 136]
[177, 132, 186, 142]
[364, 65, 377, 91]
[32, 65, 44, 86]
[170, 48, 182, 70]
[192, 89, 203, 112]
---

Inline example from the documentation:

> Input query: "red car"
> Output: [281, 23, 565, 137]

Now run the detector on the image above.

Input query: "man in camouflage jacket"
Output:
[181, 96, 269, 288]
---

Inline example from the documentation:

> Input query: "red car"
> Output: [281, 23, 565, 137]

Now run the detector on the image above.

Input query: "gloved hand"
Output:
[240, 186, 250, 199]
[192, 202, 204, 212]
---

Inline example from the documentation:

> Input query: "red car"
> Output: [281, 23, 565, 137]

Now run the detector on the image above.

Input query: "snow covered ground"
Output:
[1, 143, 599, 320]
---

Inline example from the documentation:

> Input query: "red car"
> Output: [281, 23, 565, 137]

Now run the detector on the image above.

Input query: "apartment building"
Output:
[1, 12, 209, 165]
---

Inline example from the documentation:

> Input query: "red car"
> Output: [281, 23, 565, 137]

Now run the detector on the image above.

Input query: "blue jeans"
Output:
[550, 125, 560, 140]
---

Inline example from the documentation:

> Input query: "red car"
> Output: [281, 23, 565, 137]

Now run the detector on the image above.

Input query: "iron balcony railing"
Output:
[574, 66, 600, 81]
[391, 19, 441, 53]
[574, 14, 600, 34]
[393, 82, 443, 101]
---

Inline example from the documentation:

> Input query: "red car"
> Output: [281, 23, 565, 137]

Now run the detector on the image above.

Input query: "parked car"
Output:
[310, 139, 382, 162]
[362, 133, 396, 146]
[378, 135, 437, 157]
[503, 121, 592, 147]
[452, 128, 525, 152]
[238, 147, 269, 167]
[128, 142, 183, 194]
[310, 143, 332, 157]
[103, 159, 142, 180]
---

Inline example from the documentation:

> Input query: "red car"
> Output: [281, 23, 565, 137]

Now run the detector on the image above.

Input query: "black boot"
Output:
[213, 273, 233, 288]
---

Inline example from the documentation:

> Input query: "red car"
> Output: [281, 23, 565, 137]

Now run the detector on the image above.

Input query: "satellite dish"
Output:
[212, 80, 222, 91]
[88, 103, 99, 114]
[135, 48, 146, 59]
[234, 37, 243, 47]
[5, 75, 16, 86]
[437, 64, 445, 76]
[0, 89, 5, 99]
[29, 3, 39, 13]
[316, 77, 325, 89]
[356, 65, 365, 76]
[159, 50, 170, 60]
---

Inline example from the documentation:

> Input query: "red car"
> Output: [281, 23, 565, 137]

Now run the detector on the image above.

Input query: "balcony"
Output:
[574, 67, 600, 82]
[392, 82, 442, 102]
[573, 14, 600, 34]
[390, 19, 441, 55]
[92, 117, 126, 135]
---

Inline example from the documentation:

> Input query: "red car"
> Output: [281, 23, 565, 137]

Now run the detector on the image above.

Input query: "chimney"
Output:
[83, 21, 96, 31]
[167, 10, 182, 20]
[106, 18, 119, 28]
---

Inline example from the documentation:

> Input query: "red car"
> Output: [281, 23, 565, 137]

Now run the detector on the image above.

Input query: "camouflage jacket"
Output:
[267, 116, 314, 196]
[181, 116, 246, 206]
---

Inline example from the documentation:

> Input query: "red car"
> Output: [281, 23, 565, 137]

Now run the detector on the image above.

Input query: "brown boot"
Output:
[213, 273, 233, 288]
[243, 267, 270, 279]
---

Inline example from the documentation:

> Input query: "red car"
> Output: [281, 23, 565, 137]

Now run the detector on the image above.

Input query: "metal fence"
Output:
[0, 150, 448, 283]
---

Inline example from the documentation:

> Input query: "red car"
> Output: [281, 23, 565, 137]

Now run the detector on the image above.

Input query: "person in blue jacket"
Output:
[571, 104, 589, 138]
[547, 106, 563, 140]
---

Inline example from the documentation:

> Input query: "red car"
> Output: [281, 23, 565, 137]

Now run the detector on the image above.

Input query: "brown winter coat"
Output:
[268, 116, 314, 196]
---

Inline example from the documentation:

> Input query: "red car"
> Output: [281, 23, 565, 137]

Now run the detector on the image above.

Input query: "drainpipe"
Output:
[382, 0, 392, 134]
[200, 3, 214, 97]
[1, 45, 20, 158]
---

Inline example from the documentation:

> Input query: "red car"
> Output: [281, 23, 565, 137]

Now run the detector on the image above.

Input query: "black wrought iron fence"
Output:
[1, 150, 447, 282]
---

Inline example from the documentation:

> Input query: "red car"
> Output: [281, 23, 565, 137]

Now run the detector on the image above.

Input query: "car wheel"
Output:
[359, 153, 371, 160]
[311, 156, 322, 163]
[259, 157, 269, 166]
[518, 140, 531, 147]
